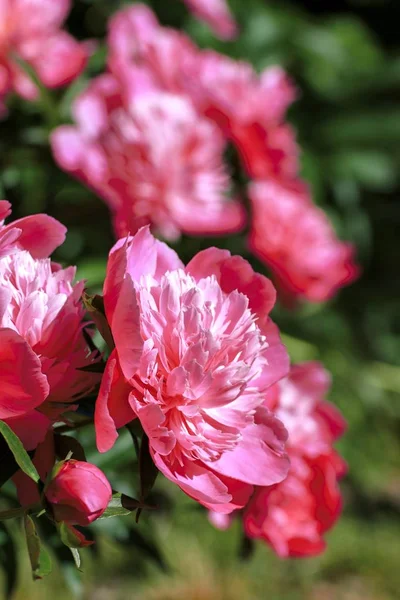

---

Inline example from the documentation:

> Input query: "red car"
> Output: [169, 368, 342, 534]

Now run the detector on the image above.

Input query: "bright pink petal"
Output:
[95, 351, 134, 453]
[0, 200, 11, 222]
[1, 214, 66, 258]
[111, 275, 143, 381]
[186, 246, 231, 281]
[104, 227, 183, 322]
[6, 410, 51, 451]
[0, 328, 49, 419]
[209, 408, 289, 486]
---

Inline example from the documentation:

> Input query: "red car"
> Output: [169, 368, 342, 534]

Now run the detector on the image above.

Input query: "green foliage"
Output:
[0, 0, 399, 597]
[24, 516, 53, 580]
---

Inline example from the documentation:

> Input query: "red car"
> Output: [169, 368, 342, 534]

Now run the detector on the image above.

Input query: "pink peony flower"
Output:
[249, 180, 359, 303]
[181, 0, 238, 39]
[51, 75, 245, 241]
[95, 227, 290, 513]
[0, 0, 87, 111]
[44, 459, 112, 526]
[0, 210, 100, 449]
[243, 362, 347, 557]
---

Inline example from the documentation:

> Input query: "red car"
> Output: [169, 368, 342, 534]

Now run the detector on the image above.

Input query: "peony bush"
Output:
[0, 0, 358, 585]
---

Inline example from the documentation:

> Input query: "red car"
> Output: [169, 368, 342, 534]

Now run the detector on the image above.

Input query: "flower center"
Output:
[132, 269, 268, 462]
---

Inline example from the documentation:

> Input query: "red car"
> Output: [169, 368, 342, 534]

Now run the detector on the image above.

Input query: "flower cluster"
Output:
[0, 1, 354, 571]
[51, 3, 358, 304]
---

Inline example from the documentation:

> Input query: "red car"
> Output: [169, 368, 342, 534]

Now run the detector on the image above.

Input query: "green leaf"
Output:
[0, 507, 26, 521]
[58, 521, 93, 549]
[100, 495, 132, 519]
[99, 493, 155, 519]
[24, 515, 52, 580]
[70, 548, 81, 570]
[0, 421, 40, 484]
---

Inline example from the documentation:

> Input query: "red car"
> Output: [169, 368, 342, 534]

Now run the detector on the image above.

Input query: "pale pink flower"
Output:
[51, 76, 245, 241]
[249, 180, 359, 303]
[181, 0, 238, 39]
[0, 0, 87, 111]
[0, 248, 100, 449]
[95, 227, 290, 513]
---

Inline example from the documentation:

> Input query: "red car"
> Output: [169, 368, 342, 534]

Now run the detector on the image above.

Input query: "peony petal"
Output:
[209, 410, 289, 486]
[1, 214, 66, 258]
[0, 328, 49, 419]
[95, 351, 134, 453]
[5, 410, 51, 451]
[112, 275, 143, 381]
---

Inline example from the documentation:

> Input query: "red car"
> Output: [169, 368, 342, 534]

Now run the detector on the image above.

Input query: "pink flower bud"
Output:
[45, 460, 112, 526]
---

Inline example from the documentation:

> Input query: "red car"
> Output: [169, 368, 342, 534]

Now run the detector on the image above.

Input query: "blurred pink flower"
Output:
[95, 227, 290, 513]
[0, 0, 87, 111]
[106, 5, 298, 182]
[181, 0, 238, 39]
[193, 54, 298, 176]
[107, 3, 198, 90]
[243, 362, 347, 557]
[249, 180, 359, 303]
[51, 75, 245, 241]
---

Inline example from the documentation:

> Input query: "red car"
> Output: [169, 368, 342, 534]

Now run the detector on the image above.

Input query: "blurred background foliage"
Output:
[0, 0, 400, 598]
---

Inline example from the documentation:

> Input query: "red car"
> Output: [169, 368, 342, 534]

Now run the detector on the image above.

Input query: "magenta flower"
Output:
[95, 227, 290, 513]
[0, 0, 87, 112]
[51, 75, 245, 241]
[249, 180, 359, 303]
[181, 0, 238, 39]
[244, 362, 347, 557]
[45, 459, 112, 526]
